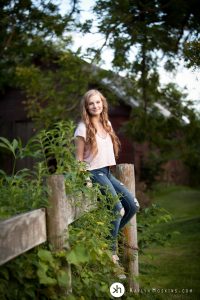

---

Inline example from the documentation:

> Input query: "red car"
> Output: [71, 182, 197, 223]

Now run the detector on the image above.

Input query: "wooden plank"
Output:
[0, 208, 47, 265]
[66, 193, 97, 226]
[47, 175, 96, 249]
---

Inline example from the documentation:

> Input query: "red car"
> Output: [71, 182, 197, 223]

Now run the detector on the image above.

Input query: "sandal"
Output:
[112, 256, 127, 280]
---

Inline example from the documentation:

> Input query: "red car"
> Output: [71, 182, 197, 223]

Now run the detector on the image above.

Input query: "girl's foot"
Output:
[112, 255, 126, 279]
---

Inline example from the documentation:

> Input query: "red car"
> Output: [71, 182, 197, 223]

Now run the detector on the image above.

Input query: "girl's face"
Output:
[87, 94, 103, 116]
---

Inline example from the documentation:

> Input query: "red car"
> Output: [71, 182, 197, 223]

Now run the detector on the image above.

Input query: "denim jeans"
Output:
[90, 166, 138, 253]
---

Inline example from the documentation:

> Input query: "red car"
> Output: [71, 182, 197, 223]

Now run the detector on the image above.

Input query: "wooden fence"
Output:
[0, 164, 139, 293]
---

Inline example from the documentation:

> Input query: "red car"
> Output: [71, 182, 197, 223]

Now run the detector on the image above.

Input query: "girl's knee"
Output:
[129, 199, 138, 215]
[128, 195, 140, 213]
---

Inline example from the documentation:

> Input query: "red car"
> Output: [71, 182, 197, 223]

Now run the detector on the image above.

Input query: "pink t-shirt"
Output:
[74, 121, 116, 170]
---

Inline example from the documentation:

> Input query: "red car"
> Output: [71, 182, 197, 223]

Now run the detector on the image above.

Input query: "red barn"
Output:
[0, 72, 189, 186]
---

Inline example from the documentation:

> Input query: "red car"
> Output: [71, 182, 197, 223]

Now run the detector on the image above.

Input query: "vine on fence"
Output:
[0, 121, 172, 299]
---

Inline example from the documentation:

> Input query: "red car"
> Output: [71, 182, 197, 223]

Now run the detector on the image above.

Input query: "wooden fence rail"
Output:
[0, 164, 139, 293]
[0, 208, 46, 265]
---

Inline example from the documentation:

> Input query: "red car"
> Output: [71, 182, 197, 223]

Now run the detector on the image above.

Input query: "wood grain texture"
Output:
[0, 208, 46, 265]
[116, 163, 139, 292]
[46, 175, 96, 249]
[46, 175, 96, 294]
[46, 175, 69, 250]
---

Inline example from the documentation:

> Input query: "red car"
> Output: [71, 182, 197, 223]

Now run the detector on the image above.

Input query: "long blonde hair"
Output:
[80, 89, 120, 158]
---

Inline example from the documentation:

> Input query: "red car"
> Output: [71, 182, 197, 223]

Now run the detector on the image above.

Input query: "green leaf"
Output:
[37, 269, 57, 285]
[66, 244, 90, 265]
[0, 137, 16, 157]
[0, 137, 12, 147]
[57, 270, 69, 287]
[38, 249, 55, 266]
[12, 139, 19, 152]
[0, 169, 7, 176]
[38, 261, 48, 273]
[0, 143, 12, 152]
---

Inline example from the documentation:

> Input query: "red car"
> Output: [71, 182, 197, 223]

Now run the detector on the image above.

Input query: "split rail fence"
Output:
[0, 164, 139, 293]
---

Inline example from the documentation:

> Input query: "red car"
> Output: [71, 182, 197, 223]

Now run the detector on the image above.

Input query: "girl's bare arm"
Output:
[74, 136, 85, 161]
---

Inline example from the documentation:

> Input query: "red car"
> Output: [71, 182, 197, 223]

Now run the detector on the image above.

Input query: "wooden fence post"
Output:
[46, 174, 72, 293]
[115, 164, 139, 293]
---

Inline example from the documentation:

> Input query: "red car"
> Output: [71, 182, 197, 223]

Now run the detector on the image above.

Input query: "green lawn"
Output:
[138, 186, 200, 300]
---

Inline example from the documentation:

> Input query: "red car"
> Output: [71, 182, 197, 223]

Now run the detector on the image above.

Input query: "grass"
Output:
[138, 185, 200, 300]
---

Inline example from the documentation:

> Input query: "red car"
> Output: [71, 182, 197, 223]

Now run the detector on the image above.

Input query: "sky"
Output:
[60, 0, 200, 111]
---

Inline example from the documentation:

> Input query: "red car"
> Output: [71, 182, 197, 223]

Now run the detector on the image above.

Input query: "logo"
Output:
[110, 282, 125, 298]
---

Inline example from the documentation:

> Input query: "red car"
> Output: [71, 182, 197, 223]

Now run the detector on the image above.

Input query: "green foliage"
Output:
[121, 84, 200, 187]
[0, 248, 40, 300]
[15, 52, 93, 128]
[0, 245, 72, 300]
[0, 202, 123, 299]
[81, 0, 200, 189]
[0, 1, 93, 131]
[0, 137, 22, 176]
[0, 0, 78, 91]
[65, 197, 122, 299]
[180, 111, 200, 186]
[86, 0, 200, 109]
[0, 135, 48, 218]
[183, 41, 200, 69]
[0, 120, 125, 299]
[137, 204, 172, 252]
[0, 121, 91, 218]
[0, 121, 173, 299]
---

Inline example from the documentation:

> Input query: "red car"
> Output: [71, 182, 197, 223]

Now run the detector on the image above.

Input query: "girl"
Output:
[74, 89, 139, 263]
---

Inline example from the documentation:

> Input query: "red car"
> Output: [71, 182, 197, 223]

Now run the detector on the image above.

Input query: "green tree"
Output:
[82, 0, 200, 185]
[180, 109, 200, 185]
[0, 0, 78, 91]
[87, 0, 200, 111]
[183, 40, 200, 68]
[16, 51, 94, 128]
[0, 0, 97, 128]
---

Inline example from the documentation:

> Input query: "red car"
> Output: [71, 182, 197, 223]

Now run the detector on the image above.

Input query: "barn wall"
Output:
[0, 89, 35, 173]
[109, 102, 135, 164]
[0, 90, 190, 186]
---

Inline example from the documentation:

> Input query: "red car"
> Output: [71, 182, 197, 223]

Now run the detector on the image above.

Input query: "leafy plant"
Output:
[137, 203, 172, 252]
[0, 121, 123, 299]
[0, 137, 25, 176]
[0, 120, 92, 219]
[0, 121, 173, 299]
[0, 136, 47, 218]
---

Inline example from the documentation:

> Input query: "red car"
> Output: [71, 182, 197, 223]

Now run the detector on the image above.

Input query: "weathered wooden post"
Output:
[46, 175, 72, 293]
[115, 164, 139, 292]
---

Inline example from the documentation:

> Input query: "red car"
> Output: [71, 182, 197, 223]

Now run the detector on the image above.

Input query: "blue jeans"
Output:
[90, 166, 138, 253]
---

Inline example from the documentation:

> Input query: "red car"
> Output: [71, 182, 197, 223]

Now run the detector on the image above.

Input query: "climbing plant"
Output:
[0, 121, 172, 299]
